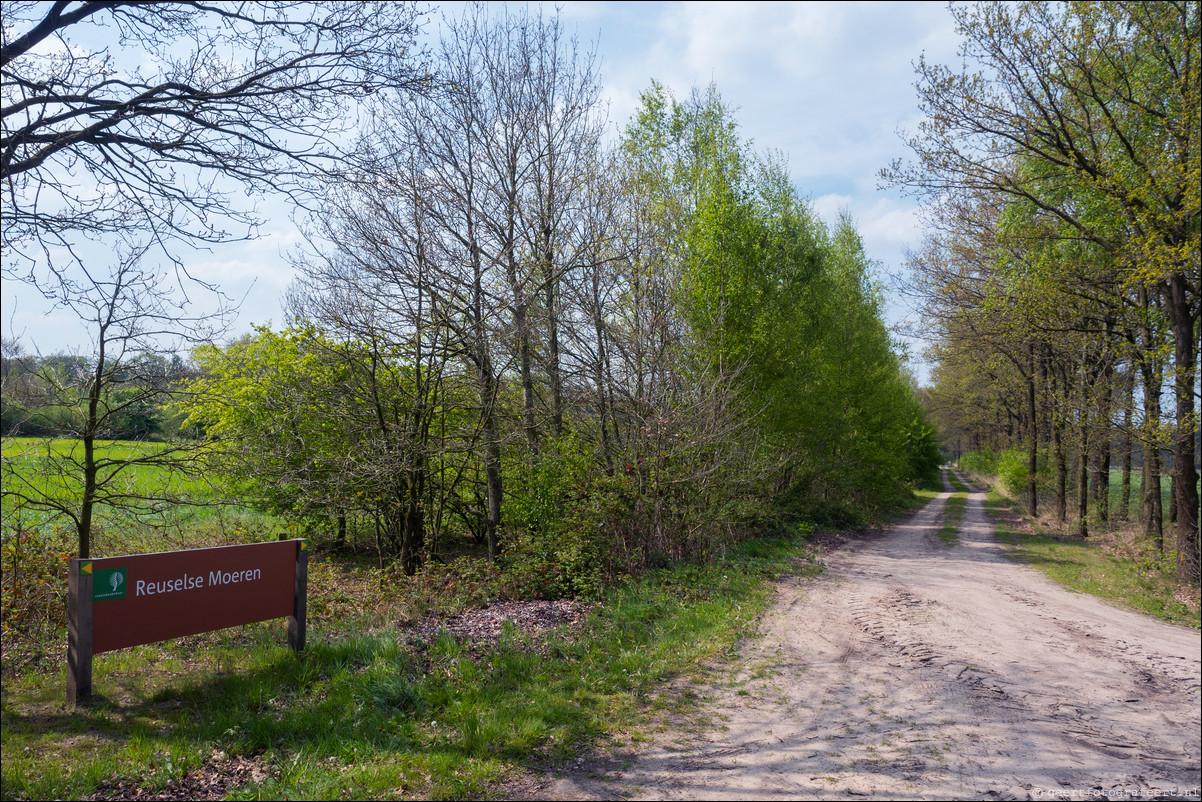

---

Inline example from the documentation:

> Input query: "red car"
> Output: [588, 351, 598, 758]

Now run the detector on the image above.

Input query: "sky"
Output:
[2, 1, 964, 381]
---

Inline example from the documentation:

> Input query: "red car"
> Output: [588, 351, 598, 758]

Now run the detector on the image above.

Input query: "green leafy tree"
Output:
[622, 83, 934, 525]
[184, 326, 473, 574]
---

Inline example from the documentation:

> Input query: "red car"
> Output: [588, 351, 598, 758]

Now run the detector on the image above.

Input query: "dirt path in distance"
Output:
[533, 470, 1202, 801]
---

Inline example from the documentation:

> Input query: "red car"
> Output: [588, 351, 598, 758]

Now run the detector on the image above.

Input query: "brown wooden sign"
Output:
[68, 539, 308, 705]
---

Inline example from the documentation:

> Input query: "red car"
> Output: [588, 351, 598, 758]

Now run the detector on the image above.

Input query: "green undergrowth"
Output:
[0, 531, 822, 800]
[959, 450, 1175, 522]
[983, 490, 1200, 629]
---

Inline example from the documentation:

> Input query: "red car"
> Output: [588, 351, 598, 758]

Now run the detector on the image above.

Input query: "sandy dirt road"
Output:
[538, 471, 1201, 801]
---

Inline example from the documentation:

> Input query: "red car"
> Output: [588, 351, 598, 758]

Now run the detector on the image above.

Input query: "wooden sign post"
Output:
[67, 539, 309, 705]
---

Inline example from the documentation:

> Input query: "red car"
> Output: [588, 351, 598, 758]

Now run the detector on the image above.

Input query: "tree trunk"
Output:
[1026, 343, 1038, 517]
[78, 342, 108, 560]
[79, 434, 96, 560]
[400, 472, 424, 576]
[1168, 475, 1178, 524]
[1164, 277, 1198, 583]
[1137, 290, 1164, 547]
[504, 159, 539, 458]
[1092, 438, 1111, 525]
[1090, 333, 1113, 525]
[515, 298, 540, 457]
[1144, 443, 1164, 552]
[483, 418, 503, 561]
[1054, 407, 1067, 524]
[374, 512, 384, 571]
[469, 220, 503, 560]
[1119, 366, 1133, 522]
[543, 227, 564, 440]
[590, 263, 615, 475]
[1077, 432, 1090, 539]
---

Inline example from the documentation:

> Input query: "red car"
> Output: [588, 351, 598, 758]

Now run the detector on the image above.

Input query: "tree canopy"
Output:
[2, 1, 429, 272]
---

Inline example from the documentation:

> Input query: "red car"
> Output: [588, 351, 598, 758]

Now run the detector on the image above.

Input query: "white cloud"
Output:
[655, 2, 843, 84]
[812, 195, 917, 254]
[581, 1, 959, 203]
[812, 193, 856, 226]
[859, 200, 920, 251]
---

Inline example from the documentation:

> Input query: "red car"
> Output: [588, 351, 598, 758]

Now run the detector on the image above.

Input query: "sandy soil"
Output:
[533, 471, 1202, 801]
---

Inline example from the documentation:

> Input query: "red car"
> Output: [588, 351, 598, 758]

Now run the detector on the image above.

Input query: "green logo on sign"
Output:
[93, 567, 127, 601]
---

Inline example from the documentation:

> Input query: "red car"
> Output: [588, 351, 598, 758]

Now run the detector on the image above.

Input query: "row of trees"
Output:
[889, 2, 1199, 582]
[3, 3, 938, 584]
[179, 9, 938, 583]
[2, 342, 195, 441]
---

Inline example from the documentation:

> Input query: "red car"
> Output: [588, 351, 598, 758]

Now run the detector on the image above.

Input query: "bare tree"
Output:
[0, 242, 232, 558]
[519, 13, 605, 440]
[284, 168, 476, 574]
[1, 2, 434, 559]
[2, 1, 429, 276]
[293, 4, 610, 563]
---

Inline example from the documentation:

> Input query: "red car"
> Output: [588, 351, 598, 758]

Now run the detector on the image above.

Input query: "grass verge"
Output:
[1, 532, 822, 800]
[938, 494, 966, 546]
[983, 489, 1199, 630]
[910, 472, 947, 504]
[947, 471, 972, 494]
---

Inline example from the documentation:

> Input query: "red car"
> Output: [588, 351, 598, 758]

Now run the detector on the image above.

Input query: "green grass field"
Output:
[2, 436, 213, 507]
[1100, 467, 1174, 521]
[1, 436, 286, 555]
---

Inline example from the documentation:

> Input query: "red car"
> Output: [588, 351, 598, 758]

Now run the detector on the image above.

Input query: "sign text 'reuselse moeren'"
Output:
[134, 568, 263, 597]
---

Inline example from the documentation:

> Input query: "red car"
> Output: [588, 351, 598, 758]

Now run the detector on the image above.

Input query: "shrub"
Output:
[501, 437, 614, 599]
[1, 519, 72, 674]
[959, 448, 998, 476]
[970, 446, 1052, 499]
[904, 414, 943, 487]
[996, 447, 1029, 497]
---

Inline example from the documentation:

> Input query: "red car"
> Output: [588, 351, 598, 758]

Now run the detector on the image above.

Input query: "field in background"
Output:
[2, 437, 291, 677]
[1, 436, 288, 550]
[1102, 468, 1175, 523]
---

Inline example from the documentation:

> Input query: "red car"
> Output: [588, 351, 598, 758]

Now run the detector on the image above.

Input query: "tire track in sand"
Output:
[533, 469, 1201, 801]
